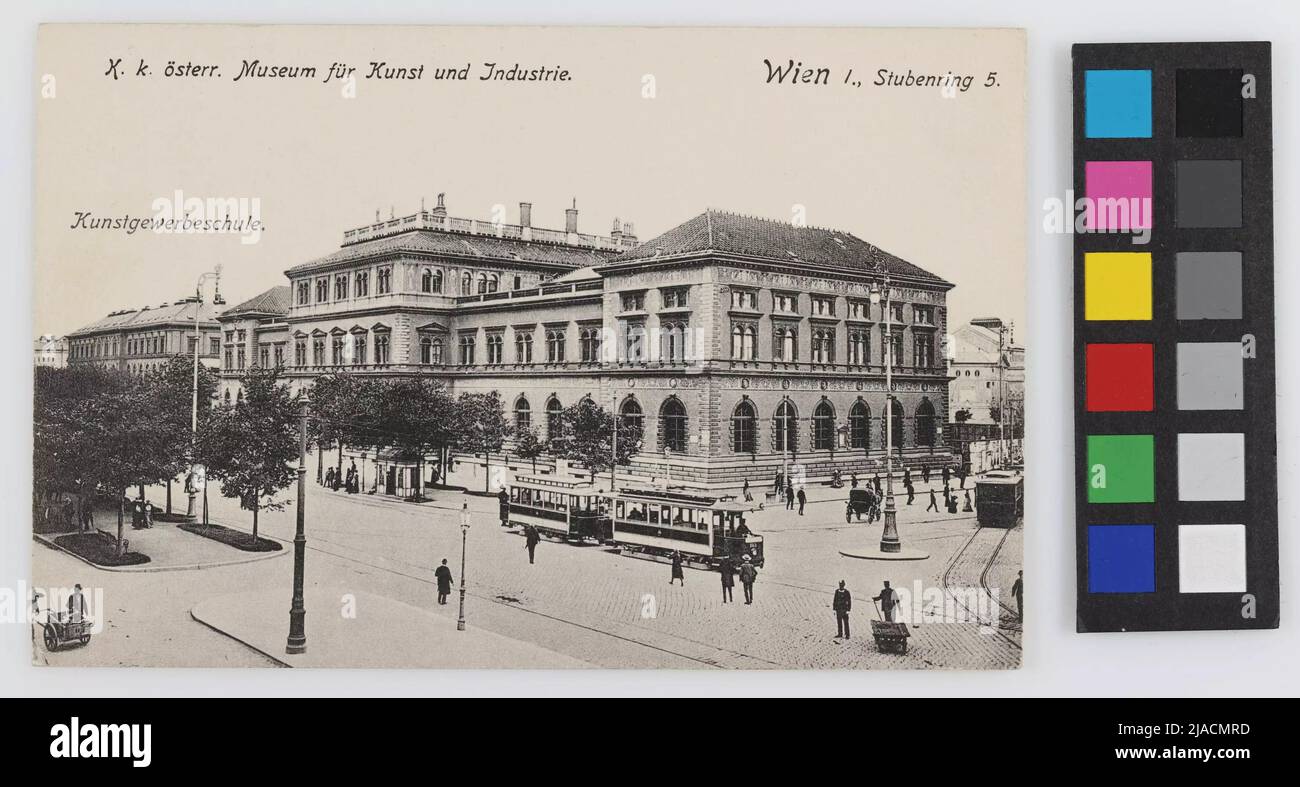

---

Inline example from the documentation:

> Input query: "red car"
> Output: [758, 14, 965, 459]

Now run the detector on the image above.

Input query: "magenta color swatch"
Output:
[1085, 160, 1153, 230]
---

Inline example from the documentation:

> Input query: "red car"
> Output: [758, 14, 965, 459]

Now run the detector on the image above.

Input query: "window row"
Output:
[293, 333, 391, 366]
[728, 289, 937, 325]
[732, 323, 936, 366]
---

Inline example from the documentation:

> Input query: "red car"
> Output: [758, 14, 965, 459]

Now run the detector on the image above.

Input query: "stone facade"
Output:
[66, 298, 221, 377]
[219, 199, 958, 491]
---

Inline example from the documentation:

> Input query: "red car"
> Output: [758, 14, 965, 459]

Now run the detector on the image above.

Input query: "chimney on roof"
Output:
[520, 202, 532, 228]
[565, 198, 578, 234]
[610, 216, 622, 243]
[432, 193, 447, 217]
[622, 221, 636, 242]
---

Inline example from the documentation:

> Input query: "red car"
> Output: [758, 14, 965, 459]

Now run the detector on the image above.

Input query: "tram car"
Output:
[507, 475, 611, 542]
[608, 488, 764, 569]
[974, 470, 1024, 528]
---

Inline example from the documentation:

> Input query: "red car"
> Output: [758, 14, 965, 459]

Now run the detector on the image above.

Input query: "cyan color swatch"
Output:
[1085, 70, 1153, 138]
[1088, 524, 1156, 593]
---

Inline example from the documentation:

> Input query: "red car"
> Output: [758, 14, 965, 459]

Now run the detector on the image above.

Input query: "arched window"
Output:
[732, 400, 757, 454]
[546, 329, 566, 363]
[774, 400, 798, 453]
[430, 338, 443, 364]
[884, 397, 905, 451]
[663, 321, 687, 363]
[660, 398, 688, 452]
[353, 333, 367, 365]
[374, 334, 390, 365]
[730, 323, 756, 360]
[477, 272, 499, 294]
[421, 268, 442, 293]
[515, 396, 531, 431]
[619, 397, 643, 435]
[849, 399, 870, 450]
[813, 399, 835, 450]
[420, 337, 432, 364]
[773, 325, 797, 361]
[915, 398, 937, 447]
[546, 396, 563, 441]
[461, 271, 473, 295]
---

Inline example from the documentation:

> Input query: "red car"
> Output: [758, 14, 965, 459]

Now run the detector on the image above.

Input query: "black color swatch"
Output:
[1176, 68, 1244, 137]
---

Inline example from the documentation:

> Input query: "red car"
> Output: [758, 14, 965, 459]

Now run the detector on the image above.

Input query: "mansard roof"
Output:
[286, 230, 619, 276]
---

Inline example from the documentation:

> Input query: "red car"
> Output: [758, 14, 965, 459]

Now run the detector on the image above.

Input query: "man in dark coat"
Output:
[498, 489, 511, 527]
[434, 558, 453, 605]
[833, 580, 852, 639]
[524, 524, 540, 564]
[785, 481, 795, 510]
[738, 555, 758, 604]
[921, 464, 931, 484]
[942, 465, 951, 488]
[670, 551, 684, 586]
[872, 473, 883, 496]
[796, 486, 807, 516]
[873, 580, 901, 622]
[719, 555, 735, 603]
[926, 488, 939, 513]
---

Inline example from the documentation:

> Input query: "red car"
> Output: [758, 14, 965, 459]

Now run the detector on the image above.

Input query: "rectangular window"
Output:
[848, 299, 869, 320]
[730, 289, 757, 310]
[624, 323, 645, 362]
[913, 334, 935, 368]
[811, 296, 835, 316]
[889, 302, 905, 323]
[913, 305, 935, 326]
[210, 337, 220, 355]
[774, 292, 799, 314]
[620, 292, 645, 312]
[661, 288, 689, 309]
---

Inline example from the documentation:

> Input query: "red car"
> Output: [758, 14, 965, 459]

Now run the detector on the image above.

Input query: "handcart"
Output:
[870, 600, 910, 654]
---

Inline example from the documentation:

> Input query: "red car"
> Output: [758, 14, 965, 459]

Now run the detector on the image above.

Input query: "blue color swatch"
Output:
[1088, 524, 1156, 593]
[1085, 70, 1153, 138]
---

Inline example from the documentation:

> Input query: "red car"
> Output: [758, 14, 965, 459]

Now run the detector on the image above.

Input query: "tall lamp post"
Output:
[285, 397, 309, 654]
[186, 265, 225, 520]
[457, 503, 470, 631]
[839, 271, 928, 561]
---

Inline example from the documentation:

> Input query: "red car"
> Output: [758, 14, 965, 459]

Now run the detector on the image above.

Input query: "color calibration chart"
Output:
[1072, 43, 1277, 632]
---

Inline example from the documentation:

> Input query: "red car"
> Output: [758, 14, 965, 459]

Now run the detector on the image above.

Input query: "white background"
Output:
[2, 0, 1295, 697]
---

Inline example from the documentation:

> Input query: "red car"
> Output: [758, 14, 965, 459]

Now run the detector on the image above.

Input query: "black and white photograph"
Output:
[27, 24, 1029, 670]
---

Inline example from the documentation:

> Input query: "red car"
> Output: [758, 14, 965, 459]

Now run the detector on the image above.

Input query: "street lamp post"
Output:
[285, 398, 309, 654]
[186, 265, 224, 521]
[875, 276, 902, 554]
[457, 503, 470, 631]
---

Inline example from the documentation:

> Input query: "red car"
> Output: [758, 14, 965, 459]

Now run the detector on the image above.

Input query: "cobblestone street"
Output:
[32, 458, 1023, 670]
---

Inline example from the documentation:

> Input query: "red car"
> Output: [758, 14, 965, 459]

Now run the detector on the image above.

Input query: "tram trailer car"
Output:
[508, 476, 611, 542]
[974, 471, 1024, 528]
[608, 489, 764, 570]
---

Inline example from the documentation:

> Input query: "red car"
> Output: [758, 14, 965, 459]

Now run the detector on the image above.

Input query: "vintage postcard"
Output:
[32, 25, 1026, 669]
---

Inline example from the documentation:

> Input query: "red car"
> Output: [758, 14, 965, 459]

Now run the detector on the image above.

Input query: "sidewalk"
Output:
[191, 588, 590, 669]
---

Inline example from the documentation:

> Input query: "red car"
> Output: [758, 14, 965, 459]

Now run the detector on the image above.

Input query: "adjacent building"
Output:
[217, 194, 957, 491]
[34, 335, 69, 368]
[948, 317, 1024, 426]
[65, 298, 222, 376]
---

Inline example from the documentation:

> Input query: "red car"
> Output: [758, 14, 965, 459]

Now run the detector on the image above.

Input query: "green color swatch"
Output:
[1087, 434, 1155, 503]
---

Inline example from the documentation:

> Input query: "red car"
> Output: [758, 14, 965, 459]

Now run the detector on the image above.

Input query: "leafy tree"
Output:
[149, 354, 219, 515]
[198, 366, 300, 542]
[455, 391, 512, 492]
[514, 427, 544, 474]
[954, 408, 973, 423]
[548, 398, 643, 486]
[368, 378, 456, 500]
[307, 371, 363, 484]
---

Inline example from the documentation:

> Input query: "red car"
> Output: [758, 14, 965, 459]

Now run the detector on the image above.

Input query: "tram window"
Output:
[615, 501, 625, 519]
[648, 506, 660, 525]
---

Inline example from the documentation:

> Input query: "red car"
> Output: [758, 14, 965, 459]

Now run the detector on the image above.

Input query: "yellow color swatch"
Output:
[1085, 252, 1152, 320]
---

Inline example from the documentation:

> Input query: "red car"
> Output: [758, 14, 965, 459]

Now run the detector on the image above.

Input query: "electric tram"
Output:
[507, 475, 765, 569]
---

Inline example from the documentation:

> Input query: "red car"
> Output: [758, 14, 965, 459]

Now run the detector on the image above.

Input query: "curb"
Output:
[188, 608, 292, 668]
[32, 530, 290, 574]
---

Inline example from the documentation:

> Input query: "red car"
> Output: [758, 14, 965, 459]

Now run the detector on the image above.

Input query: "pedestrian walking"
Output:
[670, 550, 685, 586]
[524, 524, 540, 564]
[742, 479, 753, 503]
[903, 468, 912, 489]
[850, 472, 859, 488]
[873, 581, 901, 623]
[796, 486, 807, 516]
[719, 555, 735, 603]
[785, 481, 795, 510]
[833, 580, 852, 639]
[498, 488, 511, 527]
[921, 464, 931, 484]
[942, 465, 951, 488]
[434, 558, 453, 605]
[905, 482, 915, 506]
[325, 467, 335, 489]
[739, 555, 757, 604]
[958, 466, 968, 489]
[1011, 570, 1024, 619]
[872, 473, 883, 496]
[926, 488, 939, 512]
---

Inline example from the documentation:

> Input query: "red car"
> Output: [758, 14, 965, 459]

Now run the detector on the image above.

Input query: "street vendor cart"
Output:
[870, 601, 910, 654]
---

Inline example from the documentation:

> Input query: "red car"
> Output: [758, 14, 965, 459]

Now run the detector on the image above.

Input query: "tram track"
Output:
[939, 525, 1022, 650]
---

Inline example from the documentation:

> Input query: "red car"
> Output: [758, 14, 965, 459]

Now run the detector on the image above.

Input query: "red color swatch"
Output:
[1086, 343, 1153, 412]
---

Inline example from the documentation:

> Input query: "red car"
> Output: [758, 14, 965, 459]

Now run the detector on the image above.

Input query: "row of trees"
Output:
[34, 360, 646, 551]
[306, 372, 644, 496]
